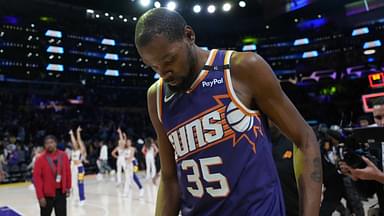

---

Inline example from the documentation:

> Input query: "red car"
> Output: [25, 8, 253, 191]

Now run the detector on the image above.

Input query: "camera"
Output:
[339, 127, 384, 169]
[333, 127, 384, 198]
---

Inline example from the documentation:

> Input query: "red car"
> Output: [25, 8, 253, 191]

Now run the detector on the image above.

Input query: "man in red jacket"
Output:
[33, 135, 72, 216]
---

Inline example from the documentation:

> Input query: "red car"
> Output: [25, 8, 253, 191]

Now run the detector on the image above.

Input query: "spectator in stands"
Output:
[16, 142, 27, 166]
[0, 145, 6, 182]
[357, 115, 371, 128]
[372, 97, 384, 127]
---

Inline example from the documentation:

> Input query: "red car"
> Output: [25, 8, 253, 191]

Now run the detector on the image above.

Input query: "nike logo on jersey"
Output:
[164, 93, 176, 103]
[202, 78, 223, 88]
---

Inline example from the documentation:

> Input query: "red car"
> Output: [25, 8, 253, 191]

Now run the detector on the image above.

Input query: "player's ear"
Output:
[184, 26, 195, 44]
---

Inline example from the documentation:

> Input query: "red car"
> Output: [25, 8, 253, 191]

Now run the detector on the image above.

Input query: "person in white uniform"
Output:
[112, 128, 127, 186]
[69, 126, 87, 206]
[142, 137, 158, 180]
[122, 133, 135, 196]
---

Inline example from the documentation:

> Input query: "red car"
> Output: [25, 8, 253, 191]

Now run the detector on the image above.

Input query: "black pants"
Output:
[40, 189, 67, 216]
[320, 180, 344, 216]
[376, 183, 384, 216]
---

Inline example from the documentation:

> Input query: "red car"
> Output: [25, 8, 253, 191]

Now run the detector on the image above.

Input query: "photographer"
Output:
[338, 97, 384, 215]
[341, 97, 384, 182]
[320, 128, 364, 216]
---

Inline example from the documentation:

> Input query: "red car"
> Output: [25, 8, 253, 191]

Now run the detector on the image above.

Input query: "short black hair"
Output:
[373, 97, 384, 107]
[44, 135, 57, 144]
[358, 115, 370, 122]
[135, 8, 187, 48]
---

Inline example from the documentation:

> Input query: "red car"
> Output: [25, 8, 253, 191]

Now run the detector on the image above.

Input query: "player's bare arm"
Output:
[147, 82, 181, 216]
[231, 52, 322, 216]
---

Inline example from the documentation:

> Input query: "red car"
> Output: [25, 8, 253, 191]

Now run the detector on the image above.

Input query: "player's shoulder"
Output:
[230, 51, 271, 82]
[147, 80, 161, 98]
[147, 80, 162, 114]
[230, 51, 263, 70]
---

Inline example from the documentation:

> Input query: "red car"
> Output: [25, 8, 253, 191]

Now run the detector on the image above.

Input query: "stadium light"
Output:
[302, 51, 318, 58]
[363, 40, 381, 49]
[223, 3, 231, 12]
[207, 5, 216, 14]
[294, 38, 309, 46]
[154, 1, 161, 8]
[105, 69, 119, 76]
[352, 27, 369, 36]
[167, 1, 177, 11]
[364, 49, 376, 55]
[101, 38, 116, 46]
[242, 44, 257, 51]
[239, 1, 246, 8]
[46, 46, 64, 54]
[46, 64, 64, 72]
[193, 5, 201, 13]
[139, 0, 151, 7]
[45, 30, 62, 38]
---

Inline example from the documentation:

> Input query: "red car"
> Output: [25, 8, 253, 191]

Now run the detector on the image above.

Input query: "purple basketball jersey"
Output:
[157, 49, 286, 216]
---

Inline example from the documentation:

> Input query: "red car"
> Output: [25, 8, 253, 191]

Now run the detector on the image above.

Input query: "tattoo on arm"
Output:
[310, 157, 322, 183]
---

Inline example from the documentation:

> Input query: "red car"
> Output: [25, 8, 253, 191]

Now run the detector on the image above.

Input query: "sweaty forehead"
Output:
[138, 34, 183, 64]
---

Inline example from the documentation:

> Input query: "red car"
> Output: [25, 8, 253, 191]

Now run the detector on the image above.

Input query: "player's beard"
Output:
[168, 46, 198, 93]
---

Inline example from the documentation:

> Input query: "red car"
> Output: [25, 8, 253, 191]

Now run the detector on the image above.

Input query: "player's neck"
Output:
[193, 46, 210, 75]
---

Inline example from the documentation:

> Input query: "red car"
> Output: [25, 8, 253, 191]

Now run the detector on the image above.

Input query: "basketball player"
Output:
[135, 8, 322, 216]
[69, 127, 86, 206]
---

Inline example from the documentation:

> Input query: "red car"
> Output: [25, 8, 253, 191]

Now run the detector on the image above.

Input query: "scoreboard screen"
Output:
[362, 92, 384, 112]
[369, 72, 384, 88]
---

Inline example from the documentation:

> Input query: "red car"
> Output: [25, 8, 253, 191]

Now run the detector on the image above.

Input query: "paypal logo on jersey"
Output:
[202, 78, 224, 88]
